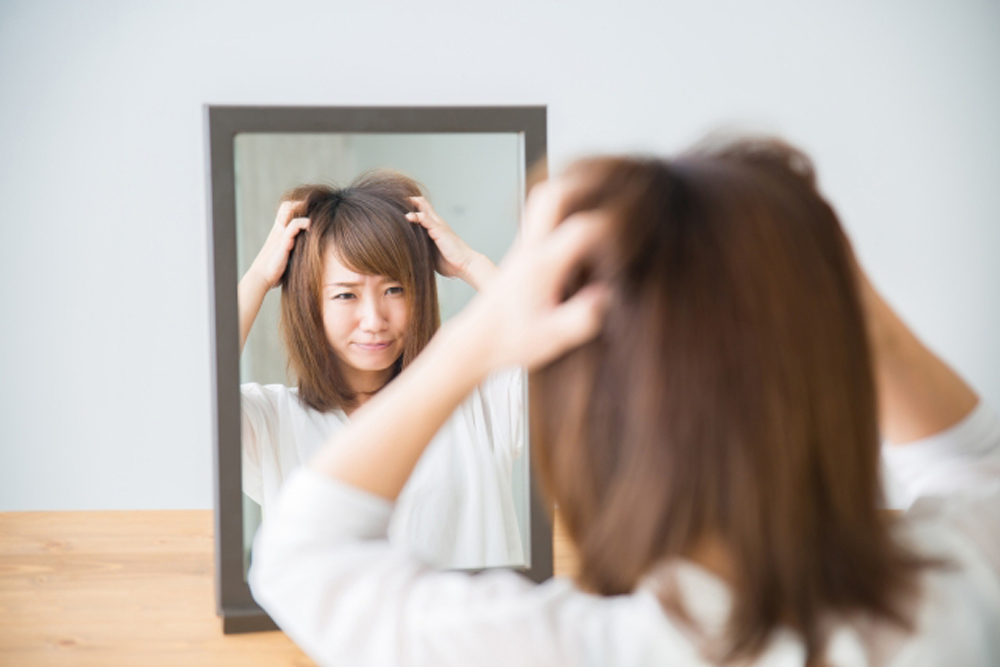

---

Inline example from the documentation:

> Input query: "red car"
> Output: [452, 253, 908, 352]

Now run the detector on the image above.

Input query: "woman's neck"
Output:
[341, 365, 395, 415]
[344, 390, 376, 416]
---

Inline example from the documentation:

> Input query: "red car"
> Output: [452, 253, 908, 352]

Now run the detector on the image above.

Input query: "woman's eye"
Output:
[386, 286, 404, 296]
[332, 293, 356, 301]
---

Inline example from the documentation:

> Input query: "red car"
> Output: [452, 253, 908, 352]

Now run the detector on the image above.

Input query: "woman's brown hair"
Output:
[279, 171, 440, 412]
[531, 139, 925, 664]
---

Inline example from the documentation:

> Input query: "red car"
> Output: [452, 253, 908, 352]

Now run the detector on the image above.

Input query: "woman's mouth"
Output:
[353, 341, 393, 352]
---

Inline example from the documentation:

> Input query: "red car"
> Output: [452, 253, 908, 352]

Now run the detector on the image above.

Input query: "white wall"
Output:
[1, 0, 997, 510]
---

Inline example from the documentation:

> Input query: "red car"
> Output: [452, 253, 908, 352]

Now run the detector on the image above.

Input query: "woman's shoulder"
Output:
[242, 381, 296, 405]
[482, 366, 525, 394]
[447, 367, 526, 451]
[241, 381, 298, 399]
[241, 382, 320, 420]
[459, 367, 524, 412]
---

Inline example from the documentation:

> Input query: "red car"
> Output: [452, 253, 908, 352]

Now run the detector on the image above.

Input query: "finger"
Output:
[532, 283, 610, 368]
[521, 172, 592, 246]
[281, 217, 310, 245]
[410, 196, 444, 225]
[275, 200, 305, 228]
[407, 211, 449, 237]
[535, 211, 607, 295]
[552, 282, 611, 341]
[405, 211, 431, 228]
[521, 181, 561, 246]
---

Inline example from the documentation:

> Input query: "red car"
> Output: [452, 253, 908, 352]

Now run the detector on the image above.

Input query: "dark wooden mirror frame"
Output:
[205, 105, 549, 633]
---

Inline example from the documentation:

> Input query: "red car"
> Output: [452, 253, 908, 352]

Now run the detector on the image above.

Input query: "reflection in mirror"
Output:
[234, 132, 529, 577]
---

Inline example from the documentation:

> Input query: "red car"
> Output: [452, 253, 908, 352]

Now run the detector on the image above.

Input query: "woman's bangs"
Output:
[329, 205, 414, 287]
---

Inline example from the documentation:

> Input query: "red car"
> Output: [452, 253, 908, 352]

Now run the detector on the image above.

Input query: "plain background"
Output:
[1, 0, 997, 510]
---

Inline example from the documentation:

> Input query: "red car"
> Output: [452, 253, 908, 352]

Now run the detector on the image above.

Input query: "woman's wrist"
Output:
[460, 252, 499, 291]
[241, 267, 273, 296]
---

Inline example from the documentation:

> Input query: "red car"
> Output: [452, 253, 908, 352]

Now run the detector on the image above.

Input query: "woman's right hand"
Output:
[454, 177, 610, 374]
[246, 200, 310, 290]
[238, 200, 309, 353]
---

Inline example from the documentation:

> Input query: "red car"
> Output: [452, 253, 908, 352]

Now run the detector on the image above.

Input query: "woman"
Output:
[250, 140, 1000, 665]
[238, 171, 526, 568]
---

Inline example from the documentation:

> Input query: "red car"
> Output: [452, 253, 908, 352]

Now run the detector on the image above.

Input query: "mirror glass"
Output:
[233, 132, 529, 577]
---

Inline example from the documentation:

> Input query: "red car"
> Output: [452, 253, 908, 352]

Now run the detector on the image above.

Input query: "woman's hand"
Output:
[247, 200, 311, 290]
[455, 178, 610, 373]
[238, 200, 309, 353]
[406, 196, 497, 290]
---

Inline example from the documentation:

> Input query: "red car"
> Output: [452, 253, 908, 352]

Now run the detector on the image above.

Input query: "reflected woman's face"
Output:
[320, 246, 409, 389]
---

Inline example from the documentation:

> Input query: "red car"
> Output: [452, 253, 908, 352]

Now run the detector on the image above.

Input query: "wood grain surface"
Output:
[0, 510, 579, 666]
[0, 511, 314, 667]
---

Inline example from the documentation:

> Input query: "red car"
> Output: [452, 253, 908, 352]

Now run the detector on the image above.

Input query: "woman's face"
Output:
[320, 246, 409, 391]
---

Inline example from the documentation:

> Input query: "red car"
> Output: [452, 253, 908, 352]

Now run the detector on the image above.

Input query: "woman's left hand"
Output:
[407, 196, 496, 289]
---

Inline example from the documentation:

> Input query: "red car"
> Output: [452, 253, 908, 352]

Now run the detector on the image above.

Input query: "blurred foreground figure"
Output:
[250, 138, 1000, 667]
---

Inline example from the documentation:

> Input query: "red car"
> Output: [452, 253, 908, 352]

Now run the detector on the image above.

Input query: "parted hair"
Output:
[279, 171, 440, 412]
[530, 139, 926, 665]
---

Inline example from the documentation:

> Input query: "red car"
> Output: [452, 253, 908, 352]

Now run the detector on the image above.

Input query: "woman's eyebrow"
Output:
[324, 278, 400, 288]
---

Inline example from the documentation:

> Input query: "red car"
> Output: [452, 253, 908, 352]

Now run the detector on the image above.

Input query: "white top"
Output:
[241, 369, 526, 569]
[249, 402, 1000, 667]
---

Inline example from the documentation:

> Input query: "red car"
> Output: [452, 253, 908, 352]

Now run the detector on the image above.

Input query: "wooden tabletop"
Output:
[0, 510, 579, 666]
[0, 511, 314, 667]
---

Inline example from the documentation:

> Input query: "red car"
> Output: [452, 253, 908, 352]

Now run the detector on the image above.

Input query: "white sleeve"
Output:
[249, 468, 578, 667]
[480, 366, 527, 460]
[881, 401, 1000, 508]
[240, 382, 272, 505]
[882, 402, 1000, 579]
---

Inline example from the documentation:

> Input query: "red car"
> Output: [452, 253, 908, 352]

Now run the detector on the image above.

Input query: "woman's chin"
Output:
[345, 348, 401, 372]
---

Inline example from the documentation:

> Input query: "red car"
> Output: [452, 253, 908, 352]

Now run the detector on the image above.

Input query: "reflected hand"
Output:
[247, 200, 310, 290]
[406, 196, 480, 281]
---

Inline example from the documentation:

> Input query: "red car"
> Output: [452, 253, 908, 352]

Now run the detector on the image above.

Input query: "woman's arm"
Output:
[238, 271, 270, 354]
[249, 467, 579, 667]
[239, 200, 310, 353]
[861, 272, 1000, 517]
[859, 272, 979, 445]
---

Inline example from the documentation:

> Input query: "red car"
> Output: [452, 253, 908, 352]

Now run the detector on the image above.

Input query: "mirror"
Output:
[236, 131, 529, 571]
[207, 107, 550, 633]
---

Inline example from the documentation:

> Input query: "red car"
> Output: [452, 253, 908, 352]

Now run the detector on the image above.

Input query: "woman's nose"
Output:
[358, 298, 388, 333]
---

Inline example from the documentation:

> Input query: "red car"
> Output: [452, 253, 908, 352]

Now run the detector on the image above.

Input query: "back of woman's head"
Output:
[280, 171, 440, 411]
[531, 138, 923, 663]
